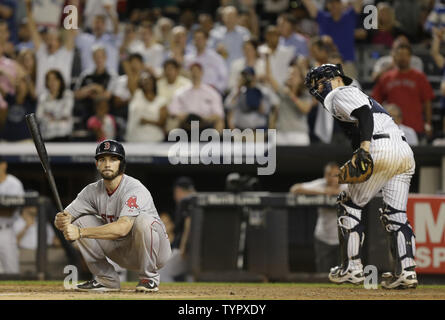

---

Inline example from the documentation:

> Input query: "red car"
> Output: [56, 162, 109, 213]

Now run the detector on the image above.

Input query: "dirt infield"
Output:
[0, 281, 444, 300]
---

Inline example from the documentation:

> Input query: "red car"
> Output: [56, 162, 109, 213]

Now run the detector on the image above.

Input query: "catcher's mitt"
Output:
[338, 148, 374, 184]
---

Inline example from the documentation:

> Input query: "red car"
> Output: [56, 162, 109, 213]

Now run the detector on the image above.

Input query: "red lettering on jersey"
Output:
[126, 196, 139, 209]
[100, 214, 115, 223]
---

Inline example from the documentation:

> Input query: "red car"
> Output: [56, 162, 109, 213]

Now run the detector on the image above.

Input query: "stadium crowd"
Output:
[0, 0, 444, 146]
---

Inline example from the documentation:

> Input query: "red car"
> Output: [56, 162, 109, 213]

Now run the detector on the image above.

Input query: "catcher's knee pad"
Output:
[379, 203, 416, 274]
[336, 193, 365, 265]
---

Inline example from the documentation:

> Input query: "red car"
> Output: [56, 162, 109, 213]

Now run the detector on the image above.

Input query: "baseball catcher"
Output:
[305, 64, 417, 289]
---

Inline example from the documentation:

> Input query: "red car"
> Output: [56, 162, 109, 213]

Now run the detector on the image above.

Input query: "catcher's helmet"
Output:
[304, 64, 353, 104]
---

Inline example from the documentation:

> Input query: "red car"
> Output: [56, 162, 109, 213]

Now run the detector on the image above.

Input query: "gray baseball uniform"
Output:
[65, 174, 171, 288]
[0, 174, 25, 274]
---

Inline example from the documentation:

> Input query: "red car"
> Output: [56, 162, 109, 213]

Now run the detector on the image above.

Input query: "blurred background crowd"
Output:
[0, 0, 444, 146]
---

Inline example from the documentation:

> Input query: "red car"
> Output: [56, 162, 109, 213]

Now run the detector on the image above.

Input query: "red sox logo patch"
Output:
[126, 196, 139, 209]
[104, 141, 111, 150]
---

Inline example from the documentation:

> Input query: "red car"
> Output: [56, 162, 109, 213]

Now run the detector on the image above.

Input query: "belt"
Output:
[373, 134, 406, 142]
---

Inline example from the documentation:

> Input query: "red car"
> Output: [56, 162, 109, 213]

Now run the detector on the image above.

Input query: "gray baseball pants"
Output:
[73, 214, 172, 288]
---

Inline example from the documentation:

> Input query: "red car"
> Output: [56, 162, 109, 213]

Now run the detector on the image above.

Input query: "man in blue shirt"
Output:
[0, 0, 17, 44]
[209, 6, 251, 70]
[277, 13, 309, 58]
[302, 0, 363, 78]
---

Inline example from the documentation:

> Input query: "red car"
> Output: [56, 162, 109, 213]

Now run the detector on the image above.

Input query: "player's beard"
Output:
[100, 169, 120, 181]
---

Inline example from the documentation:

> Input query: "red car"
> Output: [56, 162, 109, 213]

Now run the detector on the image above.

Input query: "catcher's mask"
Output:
[304, 64, 353, 104]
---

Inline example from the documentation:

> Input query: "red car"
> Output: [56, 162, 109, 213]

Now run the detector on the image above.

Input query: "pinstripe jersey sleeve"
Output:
[332, 87, 371, 121]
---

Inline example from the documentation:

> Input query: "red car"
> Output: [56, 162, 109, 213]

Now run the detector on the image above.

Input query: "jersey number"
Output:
[100, 214, 115, 223]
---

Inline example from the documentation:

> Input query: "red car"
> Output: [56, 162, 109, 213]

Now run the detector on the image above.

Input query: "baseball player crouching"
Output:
[305, 64, 417, 289]
[54, 140, 172, 292]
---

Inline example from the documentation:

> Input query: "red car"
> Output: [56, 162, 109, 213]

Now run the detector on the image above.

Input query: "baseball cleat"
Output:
[136, 279, 159, 293]
[75, 280, 120, 292]
[381, 269, 418, 289]
[328, 265, 365, 285]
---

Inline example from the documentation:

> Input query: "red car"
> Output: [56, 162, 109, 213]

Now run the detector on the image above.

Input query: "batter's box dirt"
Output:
[0, 282, 444, 300]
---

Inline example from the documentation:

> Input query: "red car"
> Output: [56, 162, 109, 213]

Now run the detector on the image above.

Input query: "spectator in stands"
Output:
[303, 36, 331, 73]
[393, 0, 425, 43]
[291, 2, 319, 38]
[16, 48, 37, 101]
[157, 59, 192, 106]
[209, 6, 251, 70]
[225, 66, 279, 132]
[83, 0, 118, 35]
[185, 28, 229, 94]
[109, 53, 145, 125]
[154, 17, 174, 50]
[0, 0, 17, 44]
[125, 21, 165, 78]
[367, 2, 405, 48]
[168, 62, 225, 134]
[0, 19, 14, 58]
[75, 11, 120, 74]
[0, 41, 25, 107]
[87, 97, 117, 142]
[277, 13, 309, 58]
[36, 70, 74, 141]
[430, 26, 445, 69]
[290, 162, 346, 273]
[385, 103, 419, 146]
[74, 46, 115, 126]
[167, 26, 192, 67]
[16, 19, 34, 52]
[372, 35, 424, 82]
[238, 6, 260, 40]
[268, 62, 315, 145]
[0, 49, 36, 142]
[159, 177, 196, 282]
[258, 25, 295, 87]
[13, 206, 58, 250]
[229, 39, 266, 91]
[126, 72, 168, 142]
[372, 43, 435, 140]
[425, 0, 445, 34]
[301, 0, 364, 78]
[197, 13, 215, 37]
[25, 0, 76, 96]
[179, 8, 198, 47]
[0, 155, 25, 274]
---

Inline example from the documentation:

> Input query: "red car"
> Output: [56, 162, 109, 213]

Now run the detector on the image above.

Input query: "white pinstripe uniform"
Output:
[323, 85, 416, 273]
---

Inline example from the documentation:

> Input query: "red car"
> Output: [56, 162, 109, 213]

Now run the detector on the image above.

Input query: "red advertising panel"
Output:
[406, 195, 445, 274]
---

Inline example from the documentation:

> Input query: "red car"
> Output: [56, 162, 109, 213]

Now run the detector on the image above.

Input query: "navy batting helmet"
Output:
[304, 64, 353, 104]
[95, 140, 126, 173]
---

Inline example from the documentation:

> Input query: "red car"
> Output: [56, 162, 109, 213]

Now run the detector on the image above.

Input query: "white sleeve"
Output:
[333, 87, 370, 118]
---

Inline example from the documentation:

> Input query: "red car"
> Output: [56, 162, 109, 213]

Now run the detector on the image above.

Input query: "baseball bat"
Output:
[25, 113, 64, 213]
